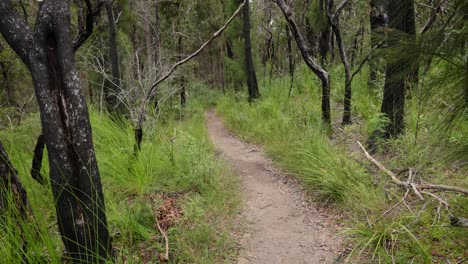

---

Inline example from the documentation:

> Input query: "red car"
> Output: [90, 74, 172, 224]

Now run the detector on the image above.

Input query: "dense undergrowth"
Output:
[0, 95, 240, 263]
[217, 64, 467, 263]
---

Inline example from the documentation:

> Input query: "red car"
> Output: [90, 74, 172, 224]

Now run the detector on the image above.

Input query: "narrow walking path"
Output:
[206, 110, 343, 264]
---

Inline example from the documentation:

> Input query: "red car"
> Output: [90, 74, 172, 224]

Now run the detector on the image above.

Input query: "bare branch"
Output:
[136, 0, 246, 127]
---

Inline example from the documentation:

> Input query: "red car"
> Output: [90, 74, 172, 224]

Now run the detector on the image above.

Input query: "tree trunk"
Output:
[0, 141, 29, 217]
[379, 0, 415, 138]
[330, 13, 352, 125]
[274, 0, 331, 127]
[369, 0, 387, 85]
[241, 0, 260, 101]
[0, 0, 112, 262]
[286, 24, 295, 97]
[0, 63, 14, 107]
[154, 0, 161, 66]
[178, 35, 186, 108]
[319, 0, 333, 65]
[105, 0, 123, 114]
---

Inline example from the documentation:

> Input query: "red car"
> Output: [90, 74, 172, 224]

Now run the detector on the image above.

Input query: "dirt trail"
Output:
[206, 110, 343, 264]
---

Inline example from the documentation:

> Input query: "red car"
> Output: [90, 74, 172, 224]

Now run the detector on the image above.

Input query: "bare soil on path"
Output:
[206, 110, 344, 264]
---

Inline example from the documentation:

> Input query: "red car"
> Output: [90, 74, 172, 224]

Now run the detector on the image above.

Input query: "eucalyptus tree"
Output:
[0, 0, 111, 262]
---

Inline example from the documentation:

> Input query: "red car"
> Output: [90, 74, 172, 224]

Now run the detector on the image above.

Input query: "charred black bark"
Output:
[134, 126, 143, 153]
[241, 0, 260, 102]
[286, 25, 295, 97]
[73, 0, 104, 51]
[105, 0, 123, 114]
[0, 141, 29, 216]
[329, 6, 352, 126]
[31, 134, 46, 185]
[378, 0, 416, 138]
[178, 36, 186, 108]
[0, 0, 112, 262]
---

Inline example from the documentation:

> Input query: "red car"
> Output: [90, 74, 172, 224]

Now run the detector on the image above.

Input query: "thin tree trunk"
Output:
[286, 25, 295, 97]
[154, 0, 161, 66]
[330, 12, 352, 125]
[241, 0, 260, 101]
[178, 35, 186, 108]
[105, 0, 123, 114]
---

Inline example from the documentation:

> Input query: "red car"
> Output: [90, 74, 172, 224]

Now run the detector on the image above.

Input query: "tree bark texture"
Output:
[178, 35, 186, 108]
[0, 0, 111, 262]
[380, 0, 416, 138]
[241, 0, 260, 101]
[329, 7, 352, 126]
[105, 0, 123, 114]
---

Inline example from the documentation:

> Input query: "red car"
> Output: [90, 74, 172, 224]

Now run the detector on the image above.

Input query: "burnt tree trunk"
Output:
[241, 0, 260, 101]
[178, 35, 186, 108]
[379, 0, 416, 138]
[274, 0, 331, 127]
[105, 0, 123, 114]
[286, 24, 295, 97]
[329, 4, 352, 126]
[0, 141, 29, 217]
[0, 0, 112, 262]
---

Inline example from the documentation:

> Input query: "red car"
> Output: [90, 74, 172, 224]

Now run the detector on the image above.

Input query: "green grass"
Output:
[216, 64, 467, 263]
[0, 97, 241, 263]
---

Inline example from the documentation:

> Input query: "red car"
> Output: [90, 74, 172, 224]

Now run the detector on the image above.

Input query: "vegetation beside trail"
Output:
[217, 66, 468, 263]
[0, 99, 241, 263]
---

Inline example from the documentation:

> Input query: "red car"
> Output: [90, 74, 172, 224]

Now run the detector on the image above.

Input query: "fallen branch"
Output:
[357, 141, 468, 196]
[155, 216, 169, 262]
[149, 194, 169, 262]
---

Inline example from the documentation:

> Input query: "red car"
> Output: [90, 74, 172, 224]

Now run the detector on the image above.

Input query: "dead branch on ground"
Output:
[357, 141, 468, 196]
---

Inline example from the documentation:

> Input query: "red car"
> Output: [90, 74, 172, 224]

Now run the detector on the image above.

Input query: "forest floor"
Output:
[206, 110, 344, 264]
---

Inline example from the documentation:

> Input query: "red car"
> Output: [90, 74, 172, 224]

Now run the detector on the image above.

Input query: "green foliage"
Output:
[0, 97, 240, 263]
[307, 0, 328, 32]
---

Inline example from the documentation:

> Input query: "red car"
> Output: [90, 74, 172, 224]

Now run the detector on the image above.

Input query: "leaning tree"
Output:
[0, 0, 111, 262]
